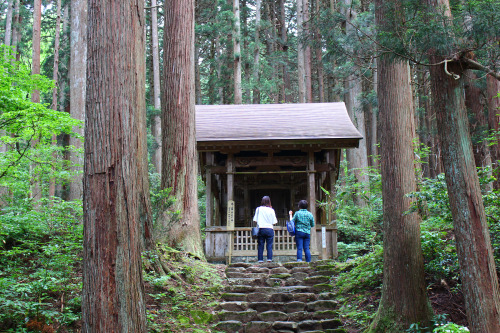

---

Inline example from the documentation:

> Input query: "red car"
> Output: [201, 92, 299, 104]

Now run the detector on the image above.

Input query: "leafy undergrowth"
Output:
[0, 200, 227, 332]
[143, 247, 227, 332]
[331, 246, 468, 333]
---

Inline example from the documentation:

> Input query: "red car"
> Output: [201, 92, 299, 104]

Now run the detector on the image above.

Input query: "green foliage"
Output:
[332, 161, 382, 260]
[335, 245, 384, 294]
[0, 47, 82, 193]
[144, 255, 224, 333]
[333, 248, 383, 330]
[408, 314, 469, 332]
[0, 198, 83, 331]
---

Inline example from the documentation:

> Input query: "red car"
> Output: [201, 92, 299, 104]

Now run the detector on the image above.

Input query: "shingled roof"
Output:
[196, 102, 363, 151]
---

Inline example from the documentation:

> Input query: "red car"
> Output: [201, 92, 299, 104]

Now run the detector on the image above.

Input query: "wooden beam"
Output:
[210, 164, 333, 174]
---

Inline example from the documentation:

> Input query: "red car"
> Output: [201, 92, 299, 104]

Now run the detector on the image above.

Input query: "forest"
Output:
[0, 0, 499, 332]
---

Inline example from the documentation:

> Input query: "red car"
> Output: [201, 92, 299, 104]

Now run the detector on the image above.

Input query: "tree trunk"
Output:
[252, 0, 261, 104]
[278, 0, 290, 103]
[425, 2, 500, 329]
[242, 0, 251, 104]
[82, 0, 150, 330]
[160, 0, 205, 258]
[48, 0, 63, 198]
[370, 3, 433, 332]
[303, 0, 312, 103]
[4, 0, 14, 47]
[297, 0, 306, 103]
[465, 71, 492, 191]
[195, 46, 202, 105]
[68, 0, 87, 201]
[11, 0, 20, 58]
[233, 0, 242, 104]
[31, 0, 41, 103]
[150, 0, 162, 174]
[344, 0, 369, 192]
[30, 0, 42, 202]
[429, 57, 500, 333]
[486, 75, 500, 190]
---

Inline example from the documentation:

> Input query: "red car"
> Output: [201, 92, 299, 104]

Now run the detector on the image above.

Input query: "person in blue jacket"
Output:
[289, 200, 315, 262]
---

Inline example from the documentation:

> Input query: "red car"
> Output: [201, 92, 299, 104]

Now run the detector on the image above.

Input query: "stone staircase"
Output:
[212, 261, 346, 333]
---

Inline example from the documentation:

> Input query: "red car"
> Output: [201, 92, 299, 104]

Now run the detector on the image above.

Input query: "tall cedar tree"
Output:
[150, 0, 162, 173]
[160, 0, 204, 257]
[82, 0, 151, 330]
[68, 0, 87, 200]
[369, 1, 433, 331]
[426, 0, 500, 331]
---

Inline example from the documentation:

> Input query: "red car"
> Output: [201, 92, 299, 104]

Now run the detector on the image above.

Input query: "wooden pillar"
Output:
[205, 152, 213, 227]
[226, 153, 235, 264]
[308, 151, 318, 254]
[244, 186, 250, 226]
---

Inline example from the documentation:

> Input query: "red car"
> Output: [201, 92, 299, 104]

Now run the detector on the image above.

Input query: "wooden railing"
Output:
[204, 225, 337, 261]
[232, 227, 296, 256]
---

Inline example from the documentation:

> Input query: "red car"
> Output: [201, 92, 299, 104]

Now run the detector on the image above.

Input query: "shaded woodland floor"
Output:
[0, 244, 468, 332]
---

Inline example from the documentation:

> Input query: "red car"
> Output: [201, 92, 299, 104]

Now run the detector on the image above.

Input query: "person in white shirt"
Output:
[253, 196, 278, 262]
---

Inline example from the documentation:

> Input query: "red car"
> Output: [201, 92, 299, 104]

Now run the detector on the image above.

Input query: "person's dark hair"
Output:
[298, 200, 308, 209]
[261, 196, 272, 207]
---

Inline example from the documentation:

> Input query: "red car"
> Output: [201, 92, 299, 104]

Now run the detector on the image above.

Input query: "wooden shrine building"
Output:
[197, 103, 362, 263]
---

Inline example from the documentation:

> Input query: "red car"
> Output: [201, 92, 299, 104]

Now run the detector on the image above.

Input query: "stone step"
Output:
[291, 271, 309, 282]
[228, 262, 253, 269]
[275, 285, 312, 293]
[215, 262, 343, 333]
[227, 285, 256, 293]
[303, 275, 331, 286]
[222, 292, 247, 302]
[311, 270, 335, 277]
[218, 301, 249, 311]
[244, 321, 272, 333]
[306, 300, 338, 312]
[318, 292, 336, 300]
[212, 320, 243, 332]
[311, 283, 334, 293]
[227, 271, 269, 279]
[246, 266, 271, 274]
[217, 309, 257, 323]
[282, 262, 311, 269]
[228, 277, 264, 286]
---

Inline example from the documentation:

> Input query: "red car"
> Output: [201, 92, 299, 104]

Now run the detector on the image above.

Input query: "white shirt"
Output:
[253, 206, 278, 229]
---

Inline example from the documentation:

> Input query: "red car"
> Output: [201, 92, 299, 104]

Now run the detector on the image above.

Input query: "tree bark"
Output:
[303, 0, 313, 103]
[252, 0, 262, 104]
[48, 0, 63, 198]
[370, 3, 432, 332]
[68, 0, 87, 201]
[232, 0, 243, 104]
[486, 75, 500, 190]
[30, 0, 42, 202]
[4, 0, 14, 48]
[31, 0, 41, 103]
[150, 0, 162, 174]
[160, 0, 205, 258]
[82, 0, 150, 330]
[297, 0, 306, 103]
[278, 0, 290, 103]
[430, 58, 500, 333]
[465, 71, 492, 191]
[344, 0, 369, 192]
[11, 0, 20, 58]
[425, 2, 500, 329]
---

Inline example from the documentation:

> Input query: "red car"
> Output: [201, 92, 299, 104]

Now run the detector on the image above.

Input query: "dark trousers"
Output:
[257, 228, 274, 261]
[295, 230, 311, 262]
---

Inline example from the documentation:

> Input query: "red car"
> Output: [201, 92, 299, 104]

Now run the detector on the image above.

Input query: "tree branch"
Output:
[461, 57, 500, 81]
